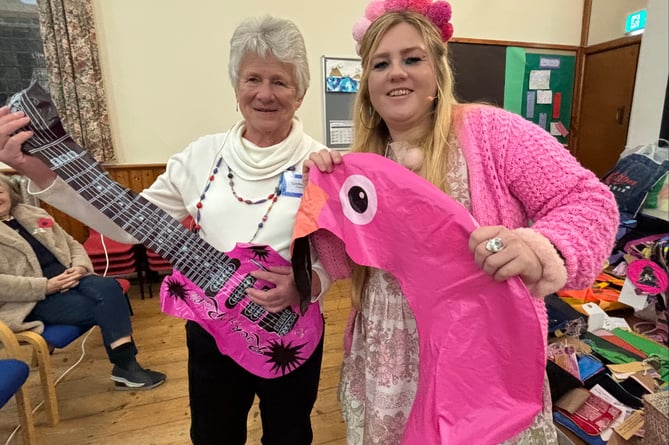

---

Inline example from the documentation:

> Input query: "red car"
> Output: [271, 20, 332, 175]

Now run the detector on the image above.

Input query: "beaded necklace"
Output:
[193, 154, 294, 243]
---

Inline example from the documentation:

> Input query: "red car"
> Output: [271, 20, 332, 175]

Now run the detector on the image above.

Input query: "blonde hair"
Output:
[349, 11, 460, 310]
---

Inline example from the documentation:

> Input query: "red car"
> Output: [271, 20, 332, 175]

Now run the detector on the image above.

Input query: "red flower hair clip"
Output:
[38, 218, 53, 229]
[352, 0, 454, 54]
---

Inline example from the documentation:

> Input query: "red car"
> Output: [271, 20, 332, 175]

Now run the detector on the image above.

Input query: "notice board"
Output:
[448, 42, 576, 145]
[322, 56, 361, 149]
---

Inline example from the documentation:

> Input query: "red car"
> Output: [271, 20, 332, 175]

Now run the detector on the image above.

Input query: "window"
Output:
[0, 0, 48, 105]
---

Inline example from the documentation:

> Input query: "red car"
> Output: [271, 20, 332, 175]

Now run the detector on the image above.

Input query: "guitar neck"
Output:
[10, 84, 232, 291]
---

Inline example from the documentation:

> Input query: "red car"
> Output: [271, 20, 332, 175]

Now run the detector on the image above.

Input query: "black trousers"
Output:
[186, 320, 324, 445]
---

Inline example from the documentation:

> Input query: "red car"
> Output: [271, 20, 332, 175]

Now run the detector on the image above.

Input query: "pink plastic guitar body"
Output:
[160, 243, 323, 378]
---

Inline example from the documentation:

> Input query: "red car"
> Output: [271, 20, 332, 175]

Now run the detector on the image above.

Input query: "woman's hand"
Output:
[469, 225, 542, 287]
[302, 149, 343, 185]
[46, 268, 84, 294]
[246, 265, 301, 313]
[0, 106, 57, 187]
[65, 266, 88, 278]
[0, 107, 33, 167]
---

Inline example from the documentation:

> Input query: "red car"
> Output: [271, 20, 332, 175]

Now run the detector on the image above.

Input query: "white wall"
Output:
[627, 0, 668, 148]
[589, 0, 647, 45]
[447, 0, 582, 45]
[91, 0, 584, 163]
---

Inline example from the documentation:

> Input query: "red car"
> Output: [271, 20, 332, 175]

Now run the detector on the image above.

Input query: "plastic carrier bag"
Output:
[602, 139, 669, 220]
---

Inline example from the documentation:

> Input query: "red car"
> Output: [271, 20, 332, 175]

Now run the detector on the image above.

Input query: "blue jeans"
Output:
[27, 275, 132, 347]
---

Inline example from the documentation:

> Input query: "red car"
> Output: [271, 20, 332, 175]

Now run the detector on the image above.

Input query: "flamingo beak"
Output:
[291, 179, 329, 312]
[292, 180, 329, 243]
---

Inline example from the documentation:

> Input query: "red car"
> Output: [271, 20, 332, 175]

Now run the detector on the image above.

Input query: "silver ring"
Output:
[485, 237, 504, 253]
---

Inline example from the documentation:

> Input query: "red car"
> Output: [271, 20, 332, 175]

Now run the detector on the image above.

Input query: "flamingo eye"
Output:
[339, 174, 377, 225]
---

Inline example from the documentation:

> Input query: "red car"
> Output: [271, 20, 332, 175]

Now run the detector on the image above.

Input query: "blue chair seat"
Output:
[41, 325, 88, 349]
[0, 359, 30, 407]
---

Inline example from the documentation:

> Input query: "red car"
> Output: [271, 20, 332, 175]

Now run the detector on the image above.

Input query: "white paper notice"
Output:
[529, 70, 551, 90]
[617, 277, 652, 311]
[329, 120, 354, 146]
[537, 90, 553, 104]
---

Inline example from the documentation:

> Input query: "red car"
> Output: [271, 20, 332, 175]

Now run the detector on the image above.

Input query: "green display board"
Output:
[504, 48, 575, 145]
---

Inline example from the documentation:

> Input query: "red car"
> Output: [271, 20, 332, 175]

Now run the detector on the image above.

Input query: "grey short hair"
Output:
[0, 173, 24, 209]
[228, 15, 310, 98]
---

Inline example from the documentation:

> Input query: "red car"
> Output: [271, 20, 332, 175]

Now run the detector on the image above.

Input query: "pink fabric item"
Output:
[293, 153, 546, 444]
[311, 230, 353, 280]
[455, 105, 619, 292]
[513, 227, 568, 297]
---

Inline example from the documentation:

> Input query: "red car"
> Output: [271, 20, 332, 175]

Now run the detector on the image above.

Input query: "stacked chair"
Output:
[83, 228, 145, 299]
[143, 215, 194, 298]
[145, 248, 173, 298]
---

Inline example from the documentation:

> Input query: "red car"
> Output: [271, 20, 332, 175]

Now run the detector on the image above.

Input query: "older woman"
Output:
[0, 174, 165, 390]
[0, 15, 330, 445]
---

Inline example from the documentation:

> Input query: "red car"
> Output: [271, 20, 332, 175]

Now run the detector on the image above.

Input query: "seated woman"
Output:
[0, 173, 165, 390]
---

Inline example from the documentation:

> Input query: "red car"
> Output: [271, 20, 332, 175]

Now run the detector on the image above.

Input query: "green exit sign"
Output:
[625, 9, 647, 34]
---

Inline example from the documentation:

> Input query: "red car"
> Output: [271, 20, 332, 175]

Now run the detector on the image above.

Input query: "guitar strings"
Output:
[15, 94, 295, 327]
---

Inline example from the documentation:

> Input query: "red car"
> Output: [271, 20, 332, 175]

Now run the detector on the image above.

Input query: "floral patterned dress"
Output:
[338, 143, 559, 445]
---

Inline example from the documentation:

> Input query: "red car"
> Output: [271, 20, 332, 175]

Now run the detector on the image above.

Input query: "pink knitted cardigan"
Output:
[314, 104, 619, 296]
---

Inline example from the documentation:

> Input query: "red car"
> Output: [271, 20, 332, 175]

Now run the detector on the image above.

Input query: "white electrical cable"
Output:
[99, 231, 111, 277]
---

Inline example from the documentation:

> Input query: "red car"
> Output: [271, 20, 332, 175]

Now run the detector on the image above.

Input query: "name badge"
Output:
[280, 170, 303, 197]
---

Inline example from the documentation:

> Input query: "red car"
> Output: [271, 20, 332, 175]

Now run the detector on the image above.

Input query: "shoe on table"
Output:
[111, 361, 166, 390]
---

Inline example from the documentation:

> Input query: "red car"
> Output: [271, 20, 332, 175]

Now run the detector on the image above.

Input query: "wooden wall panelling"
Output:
[1, 164, 165, 243]
[104, 163, 165, 193]
[41, 202, 89, 243]
[107, 168, 130, 190]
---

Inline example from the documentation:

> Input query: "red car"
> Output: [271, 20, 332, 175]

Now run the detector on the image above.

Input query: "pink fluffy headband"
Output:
[352, 0, 454, 54]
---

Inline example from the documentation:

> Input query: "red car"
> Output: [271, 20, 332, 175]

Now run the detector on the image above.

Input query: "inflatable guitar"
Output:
[8, 82, 322, 378]
[292, 153, 547, 444]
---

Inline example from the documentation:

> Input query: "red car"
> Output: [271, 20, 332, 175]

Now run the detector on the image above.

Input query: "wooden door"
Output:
[575, 42, 640, 178]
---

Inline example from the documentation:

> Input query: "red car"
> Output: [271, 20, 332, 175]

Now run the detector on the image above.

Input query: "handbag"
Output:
[601, 139, 669, 220]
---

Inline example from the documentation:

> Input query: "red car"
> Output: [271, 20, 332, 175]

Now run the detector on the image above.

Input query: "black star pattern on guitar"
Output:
[165, 278, 188, 301]
[248, 245, 271, 262]
[266, 339, 307, 375]
[165, 277, 223, 320]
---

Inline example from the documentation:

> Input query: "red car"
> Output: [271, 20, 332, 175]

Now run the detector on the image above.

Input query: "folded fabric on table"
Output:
[553, 411, 607, 445]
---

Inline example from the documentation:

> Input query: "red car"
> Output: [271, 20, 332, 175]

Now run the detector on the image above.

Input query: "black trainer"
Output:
[110, 361, 166, 390]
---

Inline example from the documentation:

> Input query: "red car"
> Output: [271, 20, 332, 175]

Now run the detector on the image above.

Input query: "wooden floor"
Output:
[1, 279, 352, 445]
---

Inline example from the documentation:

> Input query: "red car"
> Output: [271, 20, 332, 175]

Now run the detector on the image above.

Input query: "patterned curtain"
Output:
[37, 0, 115, 162]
